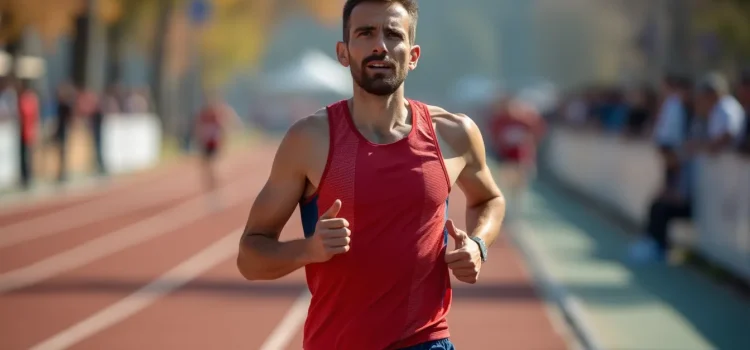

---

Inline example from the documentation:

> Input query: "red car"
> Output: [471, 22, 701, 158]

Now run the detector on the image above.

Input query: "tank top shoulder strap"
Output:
[324, 99, 354, 149]
[408, 99, 438, 144]
[408, 99, 452, 191]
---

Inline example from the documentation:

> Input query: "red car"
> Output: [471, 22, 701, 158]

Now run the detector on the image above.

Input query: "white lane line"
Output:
[259, 290, 312, 350]
[0, 182, 191, 249]
[0, 158, 188, 212]
[0, 177, 109, 210]
[0, 158, 246, 250]
[29, 229, 243, 350]
[0, 178, 250, 294]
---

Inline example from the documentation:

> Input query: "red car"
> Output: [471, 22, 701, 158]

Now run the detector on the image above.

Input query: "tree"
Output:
[694, 0, 750, 71]
[0, 0, 83, 48]
[196, 0, 343, 89]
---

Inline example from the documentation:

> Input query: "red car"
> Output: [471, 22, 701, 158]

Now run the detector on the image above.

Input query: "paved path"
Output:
[515, 181, 750, 350]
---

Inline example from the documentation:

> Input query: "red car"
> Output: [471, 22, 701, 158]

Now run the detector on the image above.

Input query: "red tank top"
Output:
[298, 99, 453, 349]
[197, 107, 222, 145]
[491, 113, 541, 161]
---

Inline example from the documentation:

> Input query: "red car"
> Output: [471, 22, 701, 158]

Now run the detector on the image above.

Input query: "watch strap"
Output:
[470, 236, 488, 262]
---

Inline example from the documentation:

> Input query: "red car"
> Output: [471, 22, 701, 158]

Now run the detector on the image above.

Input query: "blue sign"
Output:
[189, 0, 211, 25]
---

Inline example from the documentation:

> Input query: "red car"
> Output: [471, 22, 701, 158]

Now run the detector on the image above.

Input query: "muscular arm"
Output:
[236, 118, 316, 281]
[459, 116, 506, 247]
[440, 113, 507, 247]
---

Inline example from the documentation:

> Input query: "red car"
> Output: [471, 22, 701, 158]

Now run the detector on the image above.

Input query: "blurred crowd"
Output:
[553, 69, 749, 262]
[0, 76, 152, 189]
[556, 70, 749, 155]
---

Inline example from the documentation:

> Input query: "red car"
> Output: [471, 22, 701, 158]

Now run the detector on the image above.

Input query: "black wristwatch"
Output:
[470, 236, 488, 262]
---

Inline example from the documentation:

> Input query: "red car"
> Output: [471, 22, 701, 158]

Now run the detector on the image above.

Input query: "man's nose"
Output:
[371, 32, 388, 54]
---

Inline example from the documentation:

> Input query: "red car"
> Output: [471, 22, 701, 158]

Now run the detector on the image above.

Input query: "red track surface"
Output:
[0, 142, 568, 350]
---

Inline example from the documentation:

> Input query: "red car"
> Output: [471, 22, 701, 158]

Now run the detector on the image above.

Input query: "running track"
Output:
[0, 140, 570, 350]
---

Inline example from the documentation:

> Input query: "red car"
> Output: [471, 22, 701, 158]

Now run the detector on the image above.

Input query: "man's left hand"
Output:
[444, 219, 483, 284]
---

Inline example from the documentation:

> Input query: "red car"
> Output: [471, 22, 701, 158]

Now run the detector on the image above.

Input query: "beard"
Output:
[350, 53, 407, 96]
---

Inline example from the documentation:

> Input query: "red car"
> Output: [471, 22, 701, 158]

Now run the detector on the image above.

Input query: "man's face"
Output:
[336, 2, 420, 96]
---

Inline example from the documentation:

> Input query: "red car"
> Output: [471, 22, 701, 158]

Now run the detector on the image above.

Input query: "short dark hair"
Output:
[342, 0, 418, 43]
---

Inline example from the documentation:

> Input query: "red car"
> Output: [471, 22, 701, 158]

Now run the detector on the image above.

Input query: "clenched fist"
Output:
[444, 219, 483, 284]
[306, 199, 351, 263]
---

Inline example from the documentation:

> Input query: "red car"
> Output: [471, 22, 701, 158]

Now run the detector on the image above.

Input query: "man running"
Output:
[194, 93, 238, 192]
[237, 1, 506, 349]
[489, 96, 545, 218]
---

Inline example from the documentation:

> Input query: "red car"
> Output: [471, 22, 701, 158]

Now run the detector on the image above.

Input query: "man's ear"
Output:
[409, 44, 421, 70]
[336, 41, 350, 67]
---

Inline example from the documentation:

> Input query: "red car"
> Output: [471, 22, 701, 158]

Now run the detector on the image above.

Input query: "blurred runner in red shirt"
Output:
[489, 96, 546, 218]
[194, 93, 240, 193]
[18, 81, 40, 189]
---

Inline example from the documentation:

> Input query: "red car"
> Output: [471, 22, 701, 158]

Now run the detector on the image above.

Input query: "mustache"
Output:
[362, 53, 396, 67]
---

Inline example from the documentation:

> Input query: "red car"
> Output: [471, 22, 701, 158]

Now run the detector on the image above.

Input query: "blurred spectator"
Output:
[562, 92, 588, 126]
[652, 75, 693, 149]
[633, 100, 697, 264]
[0, 77, 18, 122]
[53, 82, 77, 183]
[76, 87, 99, 117]
[688, 72, 746, 155]
[624, 86, 656, 137]
[737, 69, 750, 155]
[633, 72, 746, 263]
[124, 87, 150, 113]
[101, 84, 124, 115]
[634, 139, 695, 264]
[595, 89, 629, 133]
[650, 76, 693, 208]
[84, 88, 107, 176]
[18, 80, 40, 189]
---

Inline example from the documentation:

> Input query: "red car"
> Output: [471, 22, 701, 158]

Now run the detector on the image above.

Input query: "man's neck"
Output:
[349, 87, 409, 132]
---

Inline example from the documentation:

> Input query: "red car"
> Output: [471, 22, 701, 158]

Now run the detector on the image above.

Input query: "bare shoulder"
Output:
[284, 107, 329, 145]
[426, 104, 484, 159]
[274, 107, 330, 191]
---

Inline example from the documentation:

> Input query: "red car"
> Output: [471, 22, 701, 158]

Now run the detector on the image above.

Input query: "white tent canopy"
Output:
[263, 50, 353, 97]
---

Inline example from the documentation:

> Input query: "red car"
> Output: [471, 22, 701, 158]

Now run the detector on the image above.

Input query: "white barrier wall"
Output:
[102, 113, 162, 175]
[694, 154, 750, 282]
[544, 127, 663, 224]
[544, 126, 750, 283]
[0, 120, 20, 190]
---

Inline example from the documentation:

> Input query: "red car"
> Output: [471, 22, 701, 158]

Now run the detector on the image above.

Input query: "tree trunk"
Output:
[150, 0, 175, 135]
[106, 21, 125, 87]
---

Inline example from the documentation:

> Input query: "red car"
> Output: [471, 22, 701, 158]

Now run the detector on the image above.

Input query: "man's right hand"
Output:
[306, 199, 351, 263]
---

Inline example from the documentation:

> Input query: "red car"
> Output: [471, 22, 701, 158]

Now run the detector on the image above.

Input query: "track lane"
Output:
[0, 153, 254, 250]
[0, 199, 255, 350]
[0, 158, 193, 225]
[0, 196, 189, 274]
[0, 151, 261, 270]
[0, 143, 277, 350]
[67, 207, 310, 350]
[0, 140, 571, 350]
